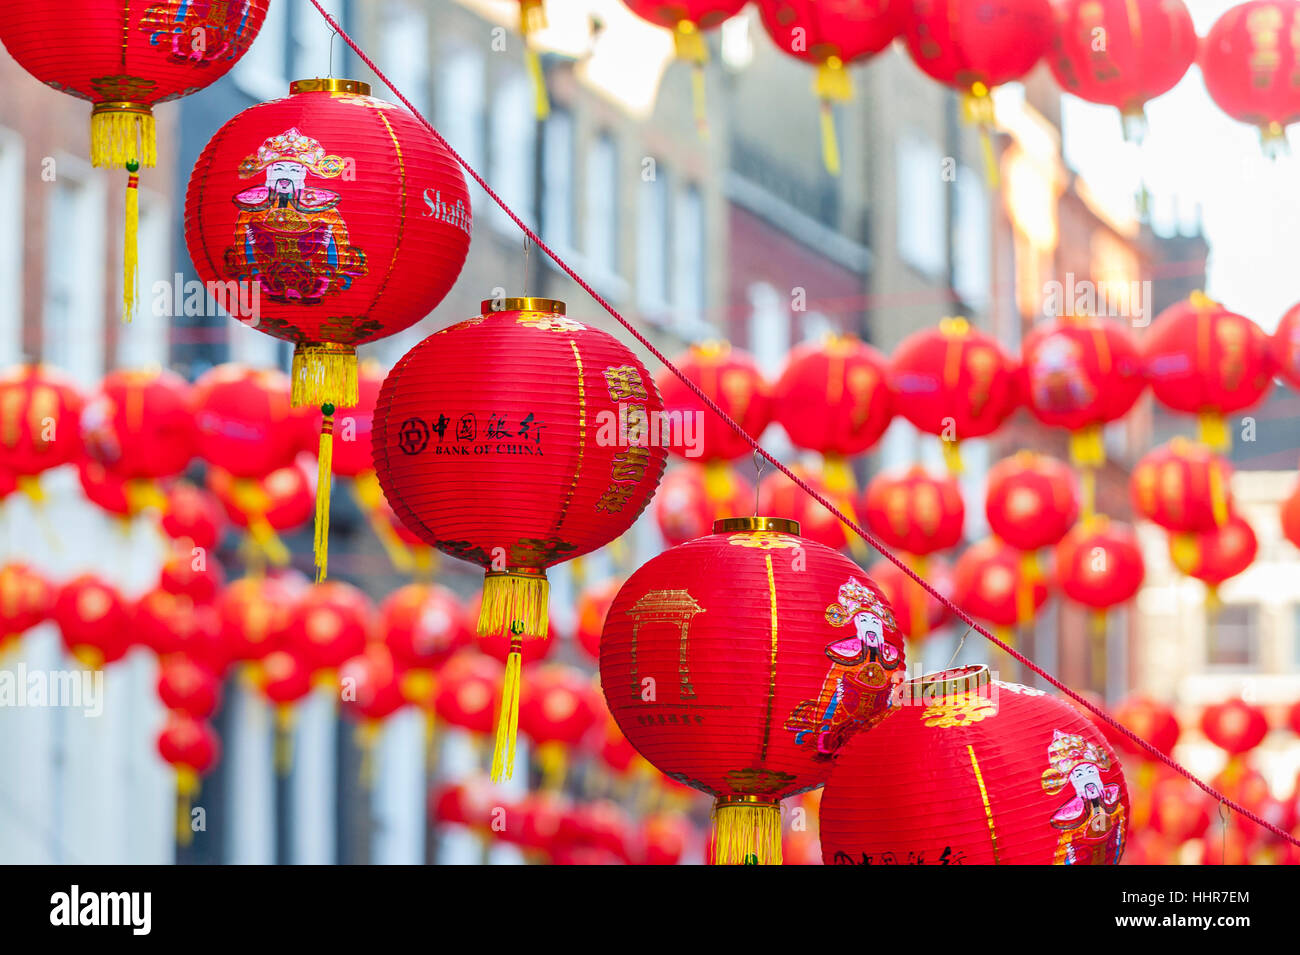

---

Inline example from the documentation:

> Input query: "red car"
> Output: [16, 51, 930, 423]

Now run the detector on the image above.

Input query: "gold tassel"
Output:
[175, 767, 198, 848]
[961, 84, 1000, 189]
[814, 58, 851, 178]
[1199, 412, 1230, 452]
[1170, 532, 1199, 573]
[122, 161, 139, 323]
[690, 62, 709, 139]
[711, 797, 782, 865]
[1016, 551, 1039, 626]
[231, 479, 290, 566]
[537, 739, 568, 792]
[823, 454, 865, 560]
[941, 438, 964, 475]
[673, 20, 708, 63]
[525, 48, 551, 119]
[352, 471, 415, 574]
[478, 571, 550, 638]
[907, 554, 930, 642]
[1069, 425, 1106, 469]
[291, 344, 358, 409]
[490, 639, 523, 783]
[1208, 459, 1228, 526]
[314, 406, 335, 582]
[90, 104, 156, 168]
[818, 101, 841, 177]
[124, 479, 167, 515]
[16, 474, 44, 504]
[1089, 610, 1108, 689]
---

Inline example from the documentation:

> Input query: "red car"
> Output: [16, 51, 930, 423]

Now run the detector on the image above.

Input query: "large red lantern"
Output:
[889, 318, 1019, 471]
[820, 665, 1129, 865]
[1047, 0, 1197, 137]
[952, 537, 1049, 636]
[0, 365, 85, 499]
[0, 1, 270, 319]
[379, 582, 470, 671]
[373, 298, 667, 781]
[1020, 316, 1146, 475]
[186, 78, 473, 577]
[757, 1, 904, 173]
[652, 463, 753, 547]
[1169, 510, 1257, 592]
[1131, 437, 1232, 566]
[984, 452, 1079, 552]
[80, 368, 195, 503]
[1202, 0, 1300, 153]
[1144, 293, 1273, 449]
[53, 574, 132, 669]
[0, 562, 54, 656]
[285, 581, 373, 677]
[601, 516, 905, 865]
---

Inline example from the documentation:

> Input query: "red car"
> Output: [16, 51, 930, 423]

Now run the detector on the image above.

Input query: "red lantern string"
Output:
[303, 0, 1300, 849]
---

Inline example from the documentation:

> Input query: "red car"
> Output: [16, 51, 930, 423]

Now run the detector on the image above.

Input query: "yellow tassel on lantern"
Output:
[520, 0, 550, 119]
[1068, 425, 1106, 469]
[90, 103, 156, 168]
[291, 343, 359, 409]
[1017, 551, 1039, 626]
[352, 471, 415, 573]
[313, 406, 335, 582]
[1198, 411, 1230, 452]
[960, 83, 999, 189]
[823, 454, 867, 560]
[491, 636, 524, 783]
[175, 766, 199, 848]
[711, 796, 782, 865]
[940, 438, 964, 475]
[906, 555, 930, 645]
[1089, 610, 1108, 689]
[479, 570, 550, 639]
[231, 479, 291, 566]
[536, 739, 568, 792]
[16, 474, 43, 504]
[1170, 531, 1199, 573]
[814, 57, 852, 177]
[124, 479, 168, 515]
[122, 161, 140, 323]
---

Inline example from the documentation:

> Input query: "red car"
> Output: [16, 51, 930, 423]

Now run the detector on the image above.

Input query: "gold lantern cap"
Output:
[713, 516, 800, 535]
[289, 78, 371, 96]
[481, 297, 566, 315]
[898, 664, 992, 705]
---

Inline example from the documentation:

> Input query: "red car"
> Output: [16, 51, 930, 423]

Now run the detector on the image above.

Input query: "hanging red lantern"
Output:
[601, 516, 905, 865]
[519, 664, 602, 789]
[434, 652, 505, 737]
[217, 575, 297, 662]
[820, 664, 1130, 865]
[1169, 510, 1257, 591]
[257, 647, 314, 709]
[867, 555, 954, 642]
[466, 591, 559, 666]
[862, 465, 965, 555]
[373, 297, 667, 781]
[773, 334, 893, 460]
[0, 364, 85, 500]
[157, 655, 221, 719]
[1144, 293, 1273, 449]
[78, 459, 134, 519]
[207, 458, 314, 566]
[985, 452, 1079, 551]
[1131, 437, 1232, 567]
[889, 318, 1019, 471]
[0, 1, 270, 320]
[285, 581, 373, 677]
[339, 643, 407, 734]
[192, 365, 309, 479]
[80, 368, 195, 506]
[378, 583, 470, 671]
[1282, 479, 1300, 551]
[758, 465, 860, 552]
[655, 342, 772, 469]
[1201, 698, 1269, 757]
[952, 537, 1049, 636]
[576, 577, 624, 662]
[1020, 316, 1146, 476]
[0, 562, 54, 656]
[185, 78, 473, 579]
[639, 812, 693, 865]
[1202, 0, 1300, 154]
[1110, 696, 1181, 761]
[1055, 517, 1145, 611]
[757, 1, 904, 173]
[158, 540, 224, 606]
[652, 463, 753, 547]
[1271, 301, 1300, 389]
[1148, 775, 1211, 843]
[161, 481, 225, 551]
[1047, 0, 1197, 137]
[53, 574, 132, 669]
[134, 588, 226, 672]
[157, 711, 221, 845]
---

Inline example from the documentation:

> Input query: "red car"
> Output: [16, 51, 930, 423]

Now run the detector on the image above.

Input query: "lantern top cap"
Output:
[481, 297, 566, 315]
[903, 664, 991, 699]
[713, 516, 800, 535]
[289, 78, 372, 96]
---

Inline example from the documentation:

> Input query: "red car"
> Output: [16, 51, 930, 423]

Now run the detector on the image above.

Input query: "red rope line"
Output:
[305, 0, 1299, 849]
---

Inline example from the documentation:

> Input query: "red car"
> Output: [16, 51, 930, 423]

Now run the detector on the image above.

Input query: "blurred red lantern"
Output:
[192, 365, 309, 479]
[78, 459, 133, 518]
[639, 812, 692, 865]
[652, 463, 753, 547]
[0, 365, 84, 499]
[1110, 696, 1181, 760]
[867, 555, 953, 642]
[217, 575, 296, 662]
[1270, 301, 1300, 389]
[1055, 517, 1145, 610]
[434, 652, 504, 737]
[320, 360, 384, 478]
[820, 665, 1130, 865]
[575, 577, 623, 662]
[161, 482, 225, 551]
[758, 0, 903, 171]
[285, 581, 373, 676]
[985, 452, 1079, 551]
[1170, 510, 1257, 590]
[601, 516, 905, 864]
[0, 1, 270, 320]
[373, 298, 667, 781]
[207, 458, 314, 566]
[1144, 293, 1273, 449]
[1201, 698, 1269, 756]
[340, 643, 407, 725]
[1131, 438, 1232, 566]
[430, 777, 498, 830]
[157, 712, 221, 839]
[1048, 0, 1197, 136]
[134, 588, 226, 673]
[159, 540, 224, 604]
[1201, 0, 1300, 153]
[379, 583, 470, 671]
[655, 342, 772, 467]
[1148, 775, 1211, 843]
[1020, 316, 1146, 470]
[1289, 700, 1300, 737]
[952, 537, 1049, 632]
[758, 465, 860, 552]
[889, 318, 1019, 471]
[257, 648, 314, 708]
[53, 574, 132, 669]
[80, 368, 195, 494]
[186, 78, 473, 578]
[862, 465, 965, 555]
[519, 664, 601, 789]
[157, 656, 221, 719]
[1282, 480, 1300, 551]
[0, 562, 54, 655]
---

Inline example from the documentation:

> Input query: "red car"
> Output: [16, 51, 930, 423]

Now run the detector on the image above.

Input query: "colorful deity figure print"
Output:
[785, 578, 902, 759]
[225, 128, 367, 306]
[141, 1, 260, 65]
[1041, 729, 1127, 864]
[1030, 334, 1095, 414]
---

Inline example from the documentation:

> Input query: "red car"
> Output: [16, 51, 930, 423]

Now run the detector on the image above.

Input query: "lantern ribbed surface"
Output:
[600, 517, 904, 864]
[655, 342, 772, 463]
[772, 335, 893, 457]
[820, 666, 1129, 865]
[1202, 1, 1300, 146]
[901, 0, 1053, 91]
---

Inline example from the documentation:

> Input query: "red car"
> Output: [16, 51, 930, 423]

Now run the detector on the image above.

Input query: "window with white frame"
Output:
[380, 1, 429, 116]
[489, 72, 537, 231]
[233, 0, 288, 100]
[672, 184, 706, 329]
[0, 127, 24, 367]
[584, 132, 619, 278]
[896, 132, 946, 279]
[636, 160, 669, 312]
[541, 109, 574, 252]
[116, 190, 170, 369]
[43, 159, 106, 385]
[952, 168, 990, 313]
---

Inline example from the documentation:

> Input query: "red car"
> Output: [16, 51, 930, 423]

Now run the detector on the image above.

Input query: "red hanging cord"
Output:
[304, 0, 1299, 849]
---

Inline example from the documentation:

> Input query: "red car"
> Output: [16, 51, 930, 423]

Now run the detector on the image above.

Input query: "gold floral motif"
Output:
[725, 768, 796, 795]
[922, 693, 999, 728]
[727, 532, 801, 550]
[516, 312, 586, 331]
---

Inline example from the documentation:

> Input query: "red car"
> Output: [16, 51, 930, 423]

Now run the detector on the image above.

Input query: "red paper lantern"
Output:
[161, 482, 225, 551]
[1048, 0, 1197, 135]
[285, 581, 373, 676]
[1020, 316, 1146, 469]
[1110, 696, 1181, 760]
[1055, 517, 1145, 610]
[758, 465, 860, 552]
[1202, 0, 1300, 152]
[339, 643, 407, 724]
[1131, 438, 1232, 565]
[575, 577, 623, 662]
[519, 664, 601, 788]
[862, 465, 965, 555]
[81, 368, 195, 489]
[157, 656, 221, 719]
[652, 463, 753, 547]
[134, 588, 226, 673]
[757, 1, 904, 171]
[192, 365, 309, 479]
[78, 459, 133, 518]
[1201, 698, 1269, 756]
[655, 342, 772, 465]
[985, 452, 1079, 551]
[157, 713, 220, 787]
[217, 575, 297, 662]
[820, 665, 1129, 865]
[53, 574, 132, 669]
[1271, 301, 1300, 389]
[185, 77, 473, 577]
[0, 1, 270, 319]
[639, 812, 692, 865]
[1144, 293, 1273, 449]
[772, 334, 893, 466]
[0, 364, 85, 498]
[159, 540, 224, 604]
[379, 583, 470, 671]
[257, 648, 314, 708]
[1148, 775, 1211, 843]
[1170, 510, 1257, 588]
[889, 318, 1019, 471]
[434, 652, 504, 737]
[373, 298, 667, 781]
[601, 516, 905, 864]
[867, 555, 954, 641]
[952, 537, 1049, 630]
[1282, 480, 1300, 551]
[207, 458, 314, 566]
[0, 562, 54, 655]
